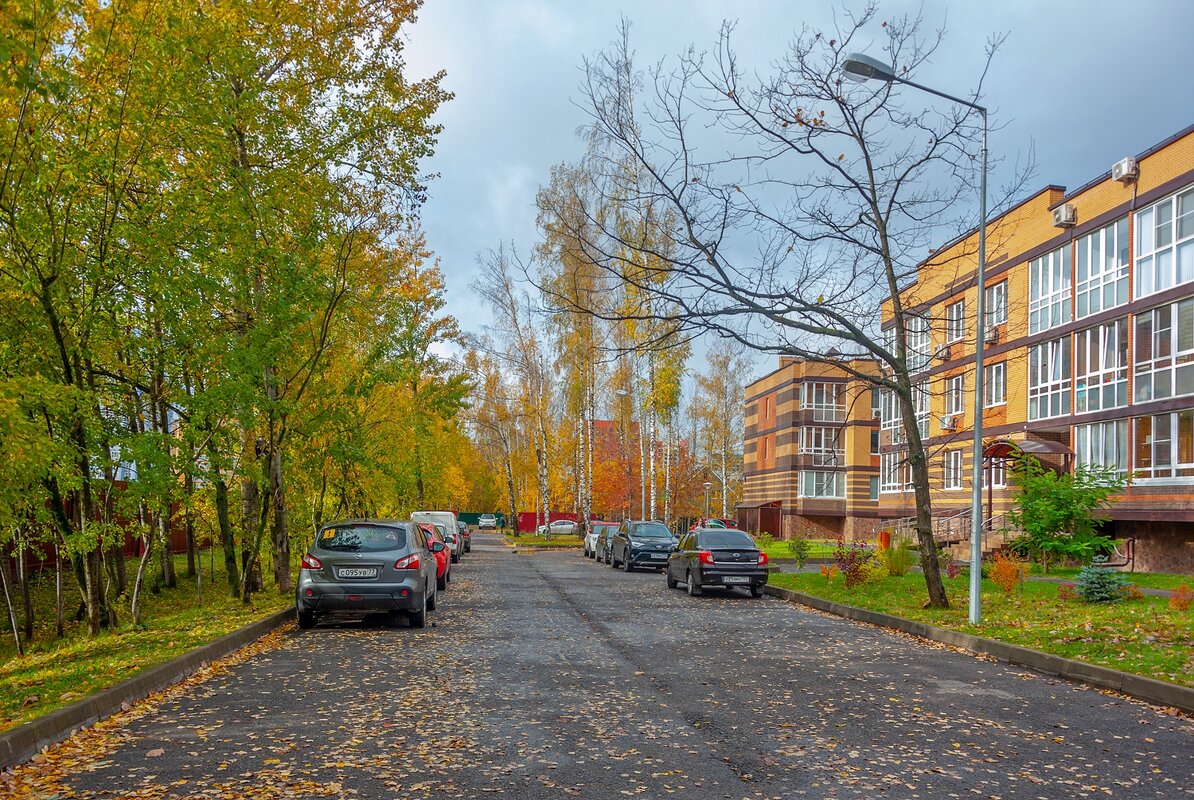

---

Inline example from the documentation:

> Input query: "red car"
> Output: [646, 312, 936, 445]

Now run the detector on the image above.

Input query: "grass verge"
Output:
[758, 539, 840, 562]
[504, 534, 584, 548]
[768, 571, 1193, 687]
[1024, 565, 1191, 592]
[0, 552, 288, 733]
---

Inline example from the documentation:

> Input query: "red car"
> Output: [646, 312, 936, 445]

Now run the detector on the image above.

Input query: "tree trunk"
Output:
[130, 526, 154, 628]
[0, 553, 22, 656]
[898, 381, 948, 609]
[184, 471, 197, 579]
[16, 534, 33, 642]
[54, 541, 64, 639]
[214, 476, 240, 597]
[270, 444, 290, 592]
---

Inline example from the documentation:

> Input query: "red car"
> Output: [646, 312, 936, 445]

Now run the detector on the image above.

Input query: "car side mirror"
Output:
[431, 542, 446, 553]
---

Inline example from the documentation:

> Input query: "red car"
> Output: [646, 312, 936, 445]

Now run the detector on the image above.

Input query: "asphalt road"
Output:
[7, 532, 1192, 798]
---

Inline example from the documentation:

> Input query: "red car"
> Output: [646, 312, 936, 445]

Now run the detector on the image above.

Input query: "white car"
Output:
[536, 519, 577, 537]
[479, 514, 498, 530]
[584, 522, 617, 558]
[413, 511, 462, 563]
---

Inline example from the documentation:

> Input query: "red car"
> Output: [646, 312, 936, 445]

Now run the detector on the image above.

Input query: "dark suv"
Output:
[296, 520, 444, 629]
[609, 520, 677, 572]
[666, 528, 769, 597]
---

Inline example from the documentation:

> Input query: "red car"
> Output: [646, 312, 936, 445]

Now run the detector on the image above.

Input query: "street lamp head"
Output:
[703, 481, 712, 491]
[614, 389, 630, 398]
[841, 52, 897, 83]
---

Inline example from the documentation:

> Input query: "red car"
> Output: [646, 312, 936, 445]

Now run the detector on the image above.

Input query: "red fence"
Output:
[515, 512, 578, 534]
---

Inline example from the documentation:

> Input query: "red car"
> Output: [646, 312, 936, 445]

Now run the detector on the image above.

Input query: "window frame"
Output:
[1074, 419, 1128, 476]
[943, 449, 964, 490]
[1028, 246, 1072, 334]
[802, 381, 845, 423]
[944, 373, 965, 416]
[1075, 217, 1129, 318]
[1133, 297, 1194, 404]
[1135, 186, 1194, 298]
[800, 426, 843, 466]
[985, 281, 1008, 327]
[945, 300, 966, 343]
[1027, 335, 1072, 420]
[1074, 318, 1128, 414]
[983, 361, 1007, 408]
[799, 470, 845, 499]
[1133, 409, 1194, 481]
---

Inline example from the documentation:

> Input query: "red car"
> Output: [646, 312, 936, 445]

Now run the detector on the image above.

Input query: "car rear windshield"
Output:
[698, 531, 756, 548]
[315, 525, 407, 552]
[631, 523, 672, 539]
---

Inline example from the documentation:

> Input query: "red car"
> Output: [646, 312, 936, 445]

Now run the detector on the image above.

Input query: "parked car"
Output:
[585, 521, 617, 558]
[536, 519, 577, 537]
[418, 523, 451, 590]
[666, 528, 769, 597]
[412, 511, 459, 545]
[596, 524, 619, 564]
[688, 517, 736, 531]
[456, 521, 472, 553]
[609, 520, 678, 571]
[438, 524, 463, 563]
[478, 513, 498, 530]
[296, 520, 441, 629]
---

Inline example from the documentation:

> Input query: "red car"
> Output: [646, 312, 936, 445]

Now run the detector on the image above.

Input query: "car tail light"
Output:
[301, 554, 322, 570]
[698, 551, 715, 565]
[758, 552, 769, 565]
[394, 554, 421, 570]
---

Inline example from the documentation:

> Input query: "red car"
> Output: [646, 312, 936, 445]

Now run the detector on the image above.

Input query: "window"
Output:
[868, 476, 879, 501]
[1133, 298, 1194, 403]
[943, 450, 964, 490]
[906, 315, 931, 373]
[983, 362, 1006, 407]
[914, 380, 930, 438]
[870, 429, 880, 455]
[944, 373, 965, 416]
[1076, 218, 1129, 318]
[945, 300, 966, 343]
[758, 393, 776, 426]
[870, 387, 881, 418]
[1135, 186, 1194, 298]
[756, 433, 776, 469]
[1028, 336, 1071, 420]
[1074, 420, 1128, 476]
[800, 471, 845, 498]
[1075, 319, 1128, 413]
[981, 460, 1007, 489]
[1029, 246, 1071, 333]
[880, 389, 903, 445]
[802, 382, 845, 422]
[801, 426, 842, 466]
[880, 452, 913, 493]
[985, 281, 1007, 327]
[1133, 410, 1194, 480]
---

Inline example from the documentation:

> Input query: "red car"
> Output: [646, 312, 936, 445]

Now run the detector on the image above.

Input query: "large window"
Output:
[1134, 410, 1194, 480]
[801, 426, 842, 466]
[1029, 246, 1071, 334]
[944, 373, 965, 416]
[1028, 336, 1071, 420]
[1135, 186, 1194, 298]
[914, 379, 930, 438]
[943, 450, 964, 490]
[800, 471, 845, 498]
[1076, 218, 1129, 318]
[868, 476, 879, 501]
[802, 381, 845, 422]
[1133, 298, 1194, 403]
[945, 300, 966, 343]
[880, 389, 903, 445]
[985, 281, 1007, 327]
[907, 315, 931, 373]
[982, 460, 1007, 489]
[1074, 420, 1128, 475]
[880, 452, 913, 493]
[1075, 319, 1128, 413]
[983, 362, 1006, 407]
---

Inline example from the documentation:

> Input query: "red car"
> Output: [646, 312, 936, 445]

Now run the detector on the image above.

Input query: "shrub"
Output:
[878, 535, 915, 577]
[1171, 584, 1193, 612]
[1057, 583, 1078, 601]
[786, 535, 811, 569]
[1074, 558, 1128, 603]
[819, 564, 840, 582]
[990, 552, 1027, 594]
[834, 542, 874, 589]
[754, 531, 775, 549]
[1123, 584, 1145, 602]
[859, 558, 888, 585]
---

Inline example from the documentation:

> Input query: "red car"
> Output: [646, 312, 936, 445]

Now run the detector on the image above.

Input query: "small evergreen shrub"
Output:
[1075, 557, 1128, 603]
[786, 535, 811, 569]
[1171, 584, 1193, 612]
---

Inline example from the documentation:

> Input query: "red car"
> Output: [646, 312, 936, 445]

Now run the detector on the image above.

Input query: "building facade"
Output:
[741, 356, 880, 541]
[875, 124, 1194, 573]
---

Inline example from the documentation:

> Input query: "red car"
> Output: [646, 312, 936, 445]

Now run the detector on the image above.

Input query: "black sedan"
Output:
[666, 528, 769, 597]
[609, 520, 677, 571]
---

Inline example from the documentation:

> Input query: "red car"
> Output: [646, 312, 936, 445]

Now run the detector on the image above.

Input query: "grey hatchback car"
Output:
[296, 520, 443, 629]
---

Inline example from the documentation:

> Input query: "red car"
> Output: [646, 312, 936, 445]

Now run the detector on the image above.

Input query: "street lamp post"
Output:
[703, 480, 712, 519]
[843, 53, 989, 624]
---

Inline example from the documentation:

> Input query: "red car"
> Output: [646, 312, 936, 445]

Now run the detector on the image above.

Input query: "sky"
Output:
[402, 0, 1194, 378]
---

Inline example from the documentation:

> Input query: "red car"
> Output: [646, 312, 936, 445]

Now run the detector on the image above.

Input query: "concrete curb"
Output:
[0, 606, 294, 770]
[764, 585, 1194, 714]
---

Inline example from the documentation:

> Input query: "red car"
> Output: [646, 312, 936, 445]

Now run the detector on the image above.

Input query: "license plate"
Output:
[722, 576, 750, 584]
[337, 567, 377, 579]
[650, 553, 668, 559]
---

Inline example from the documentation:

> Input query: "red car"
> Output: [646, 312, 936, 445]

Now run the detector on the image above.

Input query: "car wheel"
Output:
[666, 569, 678, 589]
[451, 552, 460, 564]
[623, 557, 634, 573]
[437, 571, 447, 591]
[686, 570, 703, 597]
[427, 584, 438, 611]
[610, 549, 620, 568]
[297, 608, 316, 629]
[750, 584, 763, 598]
[409, 591, 428, 628]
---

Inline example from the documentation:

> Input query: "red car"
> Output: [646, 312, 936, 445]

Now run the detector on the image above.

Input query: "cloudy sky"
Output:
[403, 0, 1194, 373]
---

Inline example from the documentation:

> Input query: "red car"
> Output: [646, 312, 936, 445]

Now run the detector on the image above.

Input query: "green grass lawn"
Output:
[0, 552, 288, 733]
[768, 571, 1194, 687]
[504, 534, 584, 548]
[758, 539, 841, 561]
[1025, 565, 1192, 592]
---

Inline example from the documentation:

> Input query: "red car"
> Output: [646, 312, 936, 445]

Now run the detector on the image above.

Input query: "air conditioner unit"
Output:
[1112, 157, 1138, 184]
[940, 414, 957, 432]
[1052, 203, 1077, 228]
[984, 327, 999, 344]
[934, 345, 952, 362]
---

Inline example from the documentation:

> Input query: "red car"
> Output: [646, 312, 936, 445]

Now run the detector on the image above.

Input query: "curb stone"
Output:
[764, 585, 1193, 714]
[0, 606, 294, 770]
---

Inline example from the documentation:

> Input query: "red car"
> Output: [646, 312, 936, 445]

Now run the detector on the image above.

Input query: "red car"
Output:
[418, 523, 451, 590]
